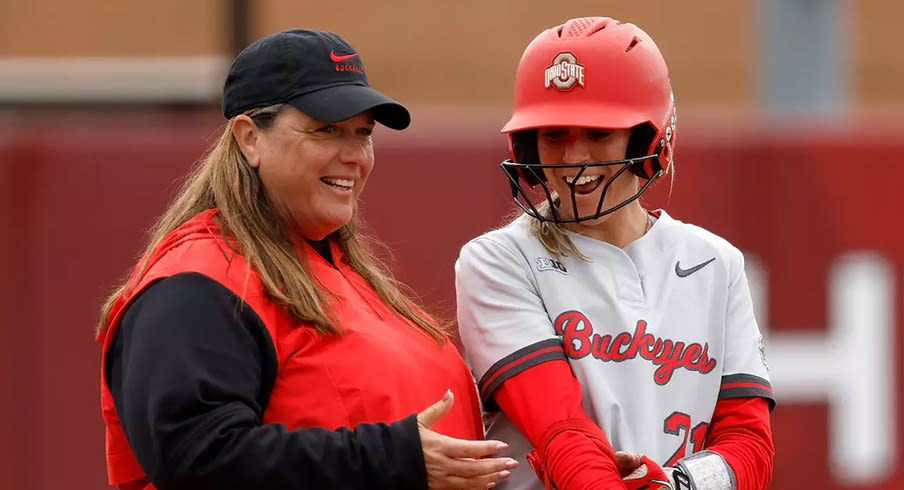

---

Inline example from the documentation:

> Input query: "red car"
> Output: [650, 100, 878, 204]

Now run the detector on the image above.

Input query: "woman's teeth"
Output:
[322, 178, 354, 189]
[566, 175, 600, 185]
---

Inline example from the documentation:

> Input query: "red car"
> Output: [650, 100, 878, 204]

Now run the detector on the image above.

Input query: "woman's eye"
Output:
[358, 127, 374, 136]
[540, 131, 565, 142]
[588, 131, 612, 140]
[317, 125, 339, 134]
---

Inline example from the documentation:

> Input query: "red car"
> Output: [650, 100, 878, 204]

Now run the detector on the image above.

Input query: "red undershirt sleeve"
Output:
[493, 360, 627, 490]
[702, 397, 774, 490]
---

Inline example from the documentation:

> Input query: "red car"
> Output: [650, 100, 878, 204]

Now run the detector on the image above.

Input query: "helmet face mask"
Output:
[501, 155, 663, 224]
[501, 17, 676, 223]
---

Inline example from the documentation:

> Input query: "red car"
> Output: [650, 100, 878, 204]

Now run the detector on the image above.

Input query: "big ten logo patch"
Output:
[536, 257, 568, 274]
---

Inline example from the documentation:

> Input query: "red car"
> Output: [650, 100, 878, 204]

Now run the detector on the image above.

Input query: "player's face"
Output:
[536, 126, 636, 223]
[246, 107, 376, 240]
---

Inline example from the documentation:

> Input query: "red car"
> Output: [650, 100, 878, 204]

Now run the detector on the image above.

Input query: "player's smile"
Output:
[563, 173, 605, 195]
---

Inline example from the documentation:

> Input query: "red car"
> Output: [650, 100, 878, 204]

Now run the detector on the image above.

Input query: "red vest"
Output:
[98, 209, 484, 487]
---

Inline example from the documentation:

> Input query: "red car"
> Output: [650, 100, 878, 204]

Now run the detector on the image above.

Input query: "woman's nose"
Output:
[339, 139, 368, 166]
[562, 137, 592, 164]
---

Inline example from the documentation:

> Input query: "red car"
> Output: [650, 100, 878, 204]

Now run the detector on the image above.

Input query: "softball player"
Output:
[456, 17, 775, 490]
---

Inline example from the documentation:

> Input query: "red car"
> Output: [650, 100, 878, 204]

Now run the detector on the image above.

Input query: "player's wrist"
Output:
[621, 454, 671, 490]
[664, 466, 687, 489]
[666, 451, 736, 490]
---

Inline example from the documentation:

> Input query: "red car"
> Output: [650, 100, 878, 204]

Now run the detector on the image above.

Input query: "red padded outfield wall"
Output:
[0, 110, 900, 489]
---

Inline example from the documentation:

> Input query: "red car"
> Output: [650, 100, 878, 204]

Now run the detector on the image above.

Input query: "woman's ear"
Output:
[231, 115, 262, 169]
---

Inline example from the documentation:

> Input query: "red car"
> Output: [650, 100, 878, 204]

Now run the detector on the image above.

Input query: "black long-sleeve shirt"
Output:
[105, 272, 427, 490]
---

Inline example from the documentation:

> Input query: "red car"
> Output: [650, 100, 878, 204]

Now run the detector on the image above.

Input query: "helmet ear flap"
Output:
[626, 123, 663, 179]
[510, 130, 546, 186]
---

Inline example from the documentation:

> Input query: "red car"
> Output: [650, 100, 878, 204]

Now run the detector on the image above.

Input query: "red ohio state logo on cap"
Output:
[545, 52, 585, 91]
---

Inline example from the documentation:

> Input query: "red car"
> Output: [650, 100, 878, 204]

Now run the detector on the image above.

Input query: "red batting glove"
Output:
[618, 452, 671, 490]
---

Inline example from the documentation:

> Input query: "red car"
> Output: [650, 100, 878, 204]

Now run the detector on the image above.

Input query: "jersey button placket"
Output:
[613, 253, 646, 305]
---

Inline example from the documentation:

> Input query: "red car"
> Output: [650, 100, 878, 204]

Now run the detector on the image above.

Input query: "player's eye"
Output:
[539, 129, 567, 142]
[587, 130, 612, 141]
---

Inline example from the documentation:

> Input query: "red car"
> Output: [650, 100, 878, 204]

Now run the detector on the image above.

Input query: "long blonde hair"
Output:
[98, 104, 447, 340]
[521, 197, 587, 260]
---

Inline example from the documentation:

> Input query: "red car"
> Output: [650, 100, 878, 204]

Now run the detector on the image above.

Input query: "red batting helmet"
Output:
[501, 17, 677, 223]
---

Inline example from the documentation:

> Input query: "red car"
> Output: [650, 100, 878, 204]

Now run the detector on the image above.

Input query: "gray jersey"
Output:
[455, 211, 773, 490]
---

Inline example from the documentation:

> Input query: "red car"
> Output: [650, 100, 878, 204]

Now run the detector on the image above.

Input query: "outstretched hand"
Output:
[417, 390, 519, 489]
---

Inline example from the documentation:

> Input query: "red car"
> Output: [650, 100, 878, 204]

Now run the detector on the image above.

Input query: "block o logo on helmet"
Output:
[544, 52, 585, 91]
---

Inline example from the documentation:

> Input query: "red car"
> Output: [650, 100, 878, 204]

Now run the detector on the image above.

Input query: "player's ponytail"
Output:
[522, 200, 589, 260]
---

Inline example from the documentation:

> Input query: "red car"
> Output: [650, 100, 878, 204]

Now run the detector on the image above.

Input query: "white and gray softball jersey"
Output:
[455, 210, 774, 490]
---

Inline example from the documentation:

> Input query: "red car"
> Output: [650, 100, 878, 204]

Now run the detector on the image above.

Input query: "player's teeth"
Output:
[566, 175, 600, 185]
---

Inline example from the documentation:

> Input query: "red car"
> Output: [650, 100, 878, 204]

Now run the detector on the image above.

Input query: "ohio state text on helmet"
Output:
[544, 52, 585, 91]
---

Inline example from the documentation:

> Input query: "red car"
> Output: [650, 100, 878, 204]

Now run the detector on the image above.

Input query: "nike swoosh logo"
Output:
[675, 257, 716, 277]
[330, 50, 359, 62]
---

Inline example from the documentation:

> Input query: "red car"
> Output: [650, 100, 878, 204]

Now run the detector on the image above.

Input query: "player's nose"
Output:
[561, 137, 593, 164]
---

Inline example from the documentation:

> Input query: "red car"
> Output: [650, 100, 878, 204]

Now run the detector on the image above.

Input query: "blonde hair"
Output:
[98, 104, 447, 341]
[521, 197, 588, 260]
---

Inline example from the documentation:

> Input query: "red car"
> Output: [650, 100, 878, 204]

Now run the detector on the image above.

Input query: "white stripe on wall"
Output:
[0, 57, 230, 103]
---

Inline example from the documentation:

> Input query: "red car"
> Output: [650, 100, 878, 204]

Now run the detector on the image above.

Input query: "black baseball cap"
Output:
[222, 29, 410, 130]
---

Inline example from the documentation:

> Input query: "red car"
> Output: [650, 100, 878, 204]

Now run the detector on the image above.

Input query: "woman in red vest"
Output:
[96, 28, 517, 490]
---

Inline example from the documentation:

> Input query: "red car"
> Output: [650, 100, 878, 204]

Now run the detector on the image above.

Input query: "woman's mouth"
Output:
[321, 177, 354, 191]
[564, 174, 604, 195]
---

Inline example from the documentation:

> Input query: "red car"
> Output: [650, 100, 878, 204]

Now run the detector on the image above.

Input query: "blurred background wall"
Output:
[1, 1, 902, 488]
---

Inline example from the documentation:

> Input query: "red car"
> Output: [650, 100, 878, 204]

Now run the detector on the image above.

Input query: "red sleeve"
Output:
[703, 397, 774, 490]
[494, 359, 626, 490]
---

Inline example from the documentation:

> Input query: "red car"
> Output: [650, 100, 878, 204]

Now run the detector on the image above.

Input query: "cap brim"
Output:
[501, 102, 649, 134]
[289, 84, 411, 130]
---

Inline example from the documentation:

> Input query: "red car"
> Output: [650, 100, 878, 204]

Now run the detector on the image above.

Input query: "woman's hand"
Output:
[417, 391, 519, 489]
